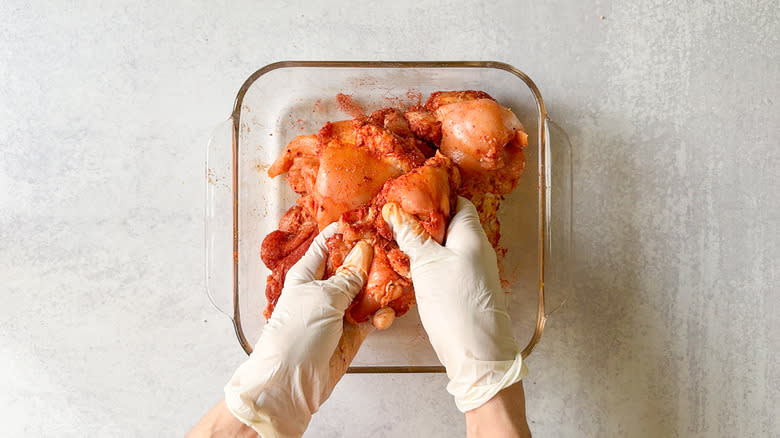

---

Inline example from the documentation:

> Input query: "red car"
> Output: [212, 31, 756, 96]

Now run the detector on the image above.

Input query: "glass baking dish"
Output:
[205, 61, 572, 373]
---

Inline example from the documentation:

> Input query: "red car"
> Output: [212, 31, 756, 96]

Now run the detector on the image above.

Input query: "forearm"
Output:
[465, 381, 531, 438]
[186, 399, 257, 438]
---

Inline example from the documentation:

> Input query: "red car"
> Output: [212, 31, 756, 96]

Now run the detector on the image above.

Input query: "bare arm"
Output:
[188, 380, 532, 438]
[465, 381, 532, 438]
[186, 399, 256, 438]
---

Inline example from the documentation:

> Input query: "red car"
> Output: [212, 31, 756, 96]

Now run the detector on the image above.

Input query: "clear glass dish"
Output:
[206, 61, 572, 372]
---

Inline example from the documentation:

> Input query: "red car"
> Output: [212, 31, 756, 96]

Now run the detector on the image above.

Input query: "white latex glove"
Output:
[224, 223, 372, 438]
[382, 197, 528, 412]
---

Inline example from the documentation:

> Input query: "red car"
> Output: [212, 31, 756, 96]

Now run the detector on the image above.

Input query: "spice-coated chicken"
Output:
[262, 90, 527, 329]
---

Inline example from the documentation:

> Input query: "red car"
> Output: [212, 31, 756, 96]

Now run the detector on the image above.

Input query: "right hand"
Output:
[382, 197, 527, 412]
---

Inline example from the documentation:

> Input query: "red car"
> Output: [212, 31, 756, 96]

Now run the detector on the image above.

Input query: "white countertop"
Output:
[1, 1, 777, 436]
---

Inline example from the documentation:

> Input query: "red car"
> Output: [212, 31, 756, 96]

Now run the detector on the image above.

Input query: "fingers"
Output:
[381, 202, 441, 264]
[284, 222, 339, 287]
[444, 197, 490, 255]
[325, 240, 373, 302]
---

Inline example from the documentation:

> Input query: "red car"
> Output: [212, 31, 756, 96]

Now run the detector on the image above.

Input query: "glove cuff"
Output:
[446, 350, 529, 412]
[224, 367, 314, 438]
[223, 393, 287, 438]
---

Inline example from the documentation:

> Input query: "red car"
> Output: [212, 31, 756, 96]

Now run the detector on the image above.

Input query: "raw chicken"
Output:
[260, 205, 318, 319]
[326, 153, 460, 327]
[409, 90, 528, 196]
[406, 91, 529, 245]
[260, 91, 527, 329]
[269, 117, 425, 230]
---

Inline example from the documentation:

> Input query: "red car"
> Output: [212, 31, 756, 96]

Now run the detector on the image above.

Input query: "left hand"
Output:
[224, 223, 373, 438]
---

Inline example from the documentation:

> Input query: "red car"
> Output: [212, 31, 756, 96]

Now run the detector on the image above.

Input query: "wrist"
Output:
[185, 399, 261, 438]
[465, 381, 531, 438]
[445, 350, 528, 412]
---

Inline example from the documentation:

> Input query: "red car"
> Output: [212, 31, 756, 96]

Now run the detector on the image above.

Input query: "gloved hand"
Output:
[224, 223, 373, 438]
[382, 197, 527, 412]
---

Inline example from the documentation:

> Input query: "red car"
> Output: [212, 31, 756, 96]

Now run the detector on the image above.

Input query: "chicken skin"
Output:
[325, 153, 460, 328]
[260, 91, 527, 329]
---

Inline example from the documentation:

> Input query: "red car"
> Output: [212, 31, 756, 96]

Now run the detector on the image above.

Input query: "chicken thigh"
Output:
[327, 153, 460, 328]
[268, 117, 426, 230]
[260, 91, 527, 330]
[405, 90, 529, 245]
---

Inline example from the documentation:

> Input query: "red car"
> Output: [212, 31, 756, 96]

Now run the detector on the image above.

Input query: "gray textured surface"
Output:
[1, 1, 777, 437]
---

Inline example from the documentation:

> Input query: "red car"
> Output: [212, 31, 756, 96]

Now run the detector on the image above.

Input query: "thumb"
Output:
[381, 202, 442, 265]
[443, 197, 489, 255]
[322, 240, 373, 305]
